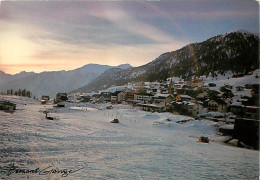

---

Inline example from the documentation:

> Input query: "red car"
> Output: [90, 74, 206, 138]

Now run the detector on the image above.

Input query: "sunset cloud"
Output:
[0, 0, 258, 74]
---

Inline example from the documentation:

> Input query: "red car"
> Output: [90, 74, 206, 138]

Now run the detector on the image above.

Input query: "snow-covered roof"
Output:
[153, 93, 172, 98]
[238, 99, 249, 102]
[231, 102, 242, 106]
[180, 95, 192, 99]
[246, 106, 260, 109]
[188, 103, 195, 106]
[197, 101, 203, 104]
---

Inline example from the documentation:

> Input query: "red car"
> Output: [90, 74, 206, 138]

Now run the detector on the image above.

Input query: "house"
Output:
[117, 91, 125, 103]
[152, 93, 174, 107]
[111, 91, 125, 104]
[137, 103, 164, 112]
[41, 96, 50, 101]
[40, 95, 50, 104]
[100, 92, 112, 102]
[92, 94, 101, 103]
[196, 92, 208, 100]
[192, 102, 205, 116]
[111, 94, 117, 104]
[208, 99, 227, 113]
[191, 79, 204, 88]
[171, 101, 188, 115]
[125, 91, 135, 101]
[134, 93, 153, 104]
[159, 88, 167, 94]
[175, 95, 192, 101]
[174, 84, 183, 89]
[80, 93, 92, 102]
[186, 102, 196, 115]
[55, 93, 68, 103]
[230, 102, 245, 117]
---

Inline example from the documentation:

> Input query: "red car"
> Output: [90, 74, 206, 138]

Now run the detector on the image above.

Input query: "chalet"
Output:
[137, 103, 164, 112]
[196, 92, 208, 100]
[111, 94, 117, 104]
[171, 101, 188, 115]
[124, 91, 135, 101]
[230, 102, 245, 117]
[55, 93, 68, 103]
[174, 84, 183, 89]
[153, 93, 174, 107]
[186, 102, 196, 116]
[191, 79, 204, 88]
[117, 91, 125, 103]
[175, 95, 192, 101]
[92, 94, 101, 102]
[100, 92, 112, 102]
[80, 93, 92, 102]
[111, 91, 125, 104]
[41, 96, 50, 101]
[159, 88, 167, 94]
[40, 95, 50, 104]
[134, 93, 153, 104]
[208, 99, 227, 113]
[192, 102, 205, 116]
[173, 101, 204, 116]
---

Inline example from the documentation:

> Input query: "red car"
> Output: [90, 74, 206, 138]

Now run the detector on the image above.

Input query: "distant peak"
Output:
[116, 64, 132, 69]
[15, 71, 35, 75]
[0, 70, 6, 75]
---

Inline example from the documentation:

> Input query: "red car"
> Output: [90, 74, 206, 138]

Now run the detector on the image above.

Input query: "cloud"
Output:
[0, 0, 258, 74]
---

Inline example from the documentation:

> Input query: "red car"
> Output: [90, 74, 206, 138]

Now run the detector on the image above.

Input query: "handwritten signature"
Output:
[0, 163, 86, 177]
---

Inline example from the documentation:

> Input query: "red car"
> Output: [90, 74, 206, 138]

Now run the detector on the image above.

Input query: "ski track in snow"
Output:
[0, 96, 259, 179]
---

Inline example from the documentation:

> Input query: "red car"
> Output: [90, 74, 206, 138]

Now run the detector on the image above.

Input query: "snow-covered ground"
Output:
[0, 96, 259, 179]
[203, 69, 260, 90]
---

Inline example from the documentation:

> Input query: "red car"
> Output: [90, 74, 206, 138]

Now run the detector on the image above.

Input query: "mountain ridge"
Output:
[72, 30, 259, 93]
[0, 63, 132, 98]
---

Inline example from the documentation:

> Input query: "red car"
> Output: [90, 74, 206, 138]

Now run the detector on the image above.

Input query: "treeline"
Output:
[0, 89, 36, 99]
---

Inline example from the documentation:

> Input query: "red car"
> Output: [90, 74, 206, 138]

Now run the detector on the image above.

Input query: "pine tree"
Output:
[22, 89, 26, 97]
[26, 91, 31, 98]
[18, 89, 22, 96]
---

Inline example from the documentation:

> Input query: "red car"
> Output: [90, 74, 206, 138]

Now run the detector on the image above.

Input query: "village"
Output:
[66, 77, 259, 121]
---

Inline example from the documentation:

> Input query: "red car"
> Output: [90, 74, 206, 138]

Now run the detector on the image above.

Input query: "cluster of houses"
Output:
[74, 78, 259, 120]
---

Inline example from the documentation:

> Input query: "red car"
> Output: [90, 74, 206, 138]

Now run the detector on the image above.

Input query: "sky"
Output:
[0, 0, 259, 74]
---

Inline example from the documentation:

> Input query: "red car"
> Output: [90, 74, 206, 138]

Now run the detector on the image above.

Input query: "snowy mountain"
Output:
[73, 30, 259, 92]
[0, 64, 132, 98]
[116, 64, 133, 69]
[0, 70, 12, 85]
[0, 70, 35, 85]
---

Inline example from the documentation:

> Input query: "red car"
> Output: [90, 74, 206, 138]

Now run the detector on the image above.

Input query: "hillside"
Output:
[73, 30, 259, 92]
